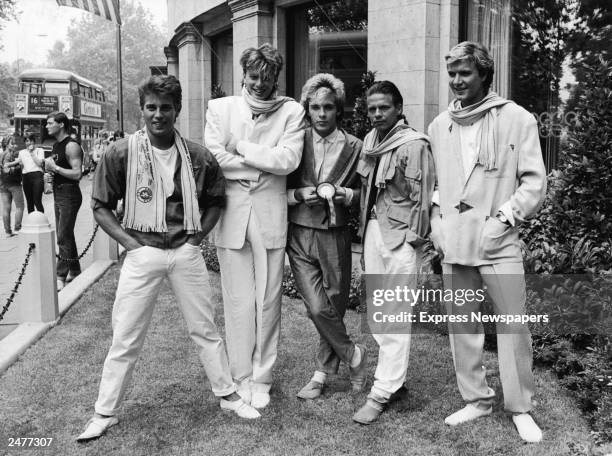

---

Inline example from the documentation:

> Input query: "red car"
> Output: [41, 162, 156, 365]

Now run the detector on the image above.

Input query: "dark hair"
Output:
[366, 80, 404, 107]
[138, 75, 182, 112]
[114, 130, 125, 139]
[47, 111, 70, 132]
[24, 132, 37, 142]
[300, 73, 346, 123]
[239, 43, 283, 82]
[445, 41, 495, 92]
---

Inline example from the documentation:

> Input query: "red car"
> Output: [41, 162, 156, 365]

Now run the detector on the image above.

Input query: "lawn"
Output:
[0, 259, 605, 456]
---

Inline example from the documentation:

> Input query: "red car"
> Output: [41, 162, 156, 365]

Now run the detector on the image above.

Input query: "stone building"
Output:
[163, 0, 523, 151]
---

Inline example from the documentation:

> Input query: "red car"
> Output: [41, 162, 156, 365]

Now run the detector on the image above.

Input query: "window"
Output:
[211, 29, 233, 98]
[460, 0, 576, 171]
[19, 81, 43, 94]
[287, 0, 367, 121]
[44, 81, 70, 95]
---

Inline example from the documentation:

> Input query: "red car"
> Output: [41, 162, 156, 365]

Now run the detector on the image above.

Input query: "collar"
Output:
[313, 128, 340, 144]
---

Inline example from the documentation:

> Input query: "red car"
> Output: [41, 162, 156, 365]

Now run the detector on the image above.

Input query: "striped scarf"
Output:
[448, 92, 513, 170]
[123, 128, 201, 234]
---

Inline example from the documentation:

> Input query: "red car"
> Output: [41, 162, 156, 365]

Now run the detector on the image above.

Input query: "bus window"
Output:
[19, 81, 43, 93]
[45, 81, 70, 95]
[71, 80, 79, 95]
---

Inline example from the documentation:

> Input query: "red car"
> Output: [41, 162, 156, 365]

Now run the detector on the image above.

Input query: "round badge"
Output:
[136, 187, 153, 203]
[316, 182, 336, 199]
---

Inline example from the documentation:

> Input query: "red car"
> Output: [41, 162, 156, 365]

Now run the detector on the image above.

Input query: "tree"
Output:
[46, 0, 166, 132]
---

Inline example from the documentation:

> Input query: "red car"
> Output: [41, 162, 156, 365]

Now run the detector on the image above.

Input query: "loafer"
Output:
[220, 398, 260, 419]
[512, 413, 542, 443]
[352, 398, 385, 425]
[297, 380, 324, 400]
[349, 344, 368, 392]
[76, 415, 119, 442]
[236, 381, 252, 405]
[251, 391, 270, 409]
[66, 271, 80, 283]
[444, 404, 492, 426]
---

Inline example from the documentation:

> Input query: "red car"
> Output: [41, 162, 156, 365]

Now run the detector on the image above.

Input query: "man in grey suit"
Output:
[286, 73, 367, 400]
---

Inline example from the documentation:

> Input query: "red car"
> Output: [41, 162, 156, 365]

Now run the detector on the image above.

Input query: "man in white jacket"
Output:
[204, 43, 305, 410]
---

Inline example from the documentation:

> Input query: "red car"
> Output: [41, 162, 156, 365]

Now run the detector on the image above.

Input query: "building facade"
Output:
[165, 0, 551, 163]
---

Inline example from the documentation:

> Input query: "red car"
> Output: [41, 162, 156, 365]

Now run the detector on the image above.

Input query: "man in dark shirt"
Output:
[77, 75, 259, 442]
[44, 111, 83, 289]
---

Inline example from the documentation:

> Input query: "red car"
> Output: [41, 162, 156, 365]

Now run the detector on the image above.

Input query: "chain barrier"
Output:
[0, 243, 36, 322]
[56, 224, 99, 262]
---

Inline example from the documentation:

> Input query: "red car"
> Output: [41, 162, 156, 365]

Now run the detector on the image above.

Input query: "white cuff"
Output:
[344, 188, 354, 207]
[498, 201, 516, 226]
[431, 190, 440, 207]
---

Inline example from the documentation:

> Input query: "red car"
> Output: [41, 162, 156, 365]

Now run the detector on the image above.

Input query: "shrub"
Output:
[521, 57, 612, 274]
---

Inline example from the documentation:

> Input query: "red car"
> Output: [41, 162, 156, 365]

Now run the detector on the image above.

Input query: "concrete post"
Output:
[14, 211, 58, 323]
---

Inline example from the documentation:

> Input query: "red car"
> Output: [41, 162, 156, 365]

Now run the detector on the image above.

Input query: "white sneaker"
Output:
[57, 279, 65, 292]
[444, 404, 492, 426]
[76, 415, 118, 441]
[512, 413, 542, 443]
[236, 381, 252, 405]
[220, 398, 260, 419]
[251, 391, 270, 409]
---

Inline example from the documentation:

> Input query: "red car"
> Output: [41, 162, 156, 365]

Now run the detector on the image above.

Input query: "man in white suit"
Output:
[204, 43, 305, 410]
[428, 41, 547, 443]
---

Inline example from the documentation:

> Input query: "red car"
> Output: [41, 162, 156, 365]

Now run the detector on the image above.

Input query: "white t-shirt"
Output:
[152, 145, 177, 198]
[18, 147, 45, 174]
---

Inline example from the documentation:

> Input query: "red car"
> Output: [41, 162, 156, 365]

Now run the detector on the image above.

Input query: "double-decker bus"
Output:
[12, 68, 110, 169]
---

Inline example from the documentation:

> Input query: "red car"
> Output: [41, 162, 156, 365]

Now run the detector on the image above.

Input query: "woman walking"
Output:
[0, 136, 24, 238]
[18, 133, 45, 213]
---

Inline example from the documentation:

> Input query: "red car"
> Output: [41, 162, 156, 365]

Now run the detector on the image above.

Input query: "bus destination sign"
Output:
[28, 95, 59, 114]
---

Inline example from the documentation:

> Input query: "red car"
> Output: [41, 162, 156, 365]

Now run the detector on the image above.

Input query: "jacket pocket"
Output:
[479, 216, 517, 260]
[404, 166, 422, 202]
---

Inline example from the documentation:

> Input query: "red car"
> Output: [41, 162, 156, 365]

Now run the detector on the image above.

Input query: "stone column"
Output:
[368, 0, 444, 132]
[14, 212, 58, 323]
[229, 0, 274, 94]
[93, 223, 118, 262]
[165, 45, 179, 79]
[175, 22, 208, 144]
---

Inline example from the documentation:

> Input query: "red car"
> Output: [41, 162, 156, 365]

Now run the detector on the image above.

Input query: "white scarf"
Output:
[123, 128, 201, 233]
[448, 92, 512, 170]
[241, 86, 292, 116]
[362, 120, 428, 188]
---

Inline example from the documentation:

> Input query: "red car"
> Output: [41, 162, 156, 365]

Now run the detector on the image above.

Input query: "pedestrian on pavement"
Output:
[286, 73, 367, 400]
[44, 111, 84, 291]
[0, 136, 25, 238]
[204, 43, 305, 410]
[77, 74, 259, 443]
[17, 133, 45, 213]
[428, 41, 547, 443]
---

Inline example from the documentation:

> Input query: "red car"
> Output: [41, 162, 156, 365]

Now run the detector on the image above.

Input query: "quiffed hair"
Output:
[24, 132, 37, 142]
[138, 75, 182, 113]
[239, 43, 283, 82]
[300, 73, 346, 122]
[445, 41, 495, 92]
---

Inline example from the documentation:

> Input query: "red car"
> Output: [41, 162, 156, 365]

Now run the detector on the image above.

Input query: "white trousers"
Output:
[364, 220, 421, 399]
[95, 243, 235, 416]
[217, 211, 285, 393]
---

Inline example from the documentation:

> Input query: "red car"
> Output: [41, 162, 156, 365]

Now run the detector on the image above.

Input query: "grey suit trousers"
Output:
[287, 223, 355, 374]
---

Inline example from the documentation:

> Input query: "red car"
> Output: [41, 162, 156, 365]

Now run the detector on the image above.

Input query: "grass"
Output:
[0, 258, 608, 456]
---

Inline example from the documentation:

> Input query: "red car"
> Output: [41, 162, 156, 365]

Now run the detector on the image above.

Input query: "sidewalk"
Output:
[0, 177, 95, 337]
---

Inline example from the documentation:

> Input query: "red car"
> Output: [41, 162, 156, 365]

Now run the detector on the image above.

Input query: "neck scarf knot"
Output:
[362, 119, 428, 188]
[241, 86, 292, 116]
[448, 91, 512, 170]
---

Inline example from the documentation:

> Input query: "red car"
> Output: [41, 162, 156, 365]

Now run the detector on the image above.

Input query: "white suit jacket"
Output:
[205, 95, 305, 249]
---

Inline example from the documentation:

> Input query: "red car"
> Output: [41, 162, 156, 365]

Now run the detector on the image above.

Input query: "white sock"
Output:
[350, 345, 362, 368]
[312, 371, 327, 384]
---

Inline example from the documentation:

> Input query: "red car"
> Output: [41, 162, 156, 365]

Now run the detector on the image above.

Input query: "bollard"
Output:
[14, 211, 59, 323]
[93, 222, 119, 262]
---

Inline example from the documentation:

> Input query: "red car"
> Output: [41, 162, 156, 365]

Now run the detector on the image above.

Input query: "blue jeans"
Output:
[54, 183, 82, 280]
